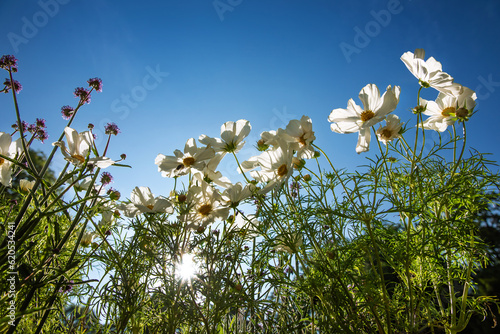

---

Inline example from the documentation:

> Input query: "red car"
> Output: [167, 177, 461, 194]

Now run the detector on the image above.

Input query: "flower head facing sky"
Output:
[155, 138, 215, 178]
[419, 86, 477, 132]
[376, 114, 403, 145]
[52, 127, 114, 168]
[74, 87, 91, 104]
[87, 77, 103, 92]
[3, 79, 22, 94]
[180, 181, 229, 230]
[0, 55, 18, 72]
[328, 84, 401, 153]
[401, 49, 461, 96]
[105, 123, 120, 136]
[282, 116, 316, 159]
[61, 105, 75, 120]
[199, 119, 251, 153]
[121, 186, 173, 217]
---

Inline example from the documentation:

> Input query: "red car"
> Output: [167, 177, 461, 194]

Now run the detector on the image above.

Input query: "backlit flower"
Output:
[192, 153, 232, 188]
[121, 186, 173, 217]
[0, 55, 18, 72]
[282, 116, 316, 159]
[242, 140, 295, 193]
[155, 138, 215, 177]
[74, 87, 91, 104]
[221, 182, 256, 208]
[419, 87, 477, 132]
[52, 127, 114, 168]
[104, 123, 120, 135]
[61, 106, 74, 120]
[180, 181, 229, 230]
[0, 132, 20, 187]
[376, 114, 403, 145]
[3, 79, 22, 93]
[199, 119, 251, 153]
[401, 49, 461, 96]
[328, 84, 400, 153]
[87, 77, 103, 92]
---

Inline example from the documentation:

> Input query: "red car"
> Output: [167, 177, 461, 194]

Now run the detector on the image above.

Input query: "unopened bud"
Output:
[456, 107, 469, 120]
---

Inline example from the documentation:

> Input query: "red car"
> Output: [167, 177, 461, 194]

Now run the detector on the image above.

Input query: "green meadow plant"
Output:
[1, 49, 499, 333]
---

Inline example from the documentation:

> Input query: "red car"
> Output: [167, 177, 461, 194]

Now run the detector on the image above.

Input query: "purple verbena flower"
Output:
[12, 121, 28, 133]
[36, 129, 49, 143]
[27, 123, 37, 134]
[36, 118, 46, 128]
[104, 122, 120, 135]
[74, 87, 91, 104]
[100, 172, 113, 186]
[60, 105, 74, 120]
[59, 280, 74, 293]
[4, 79, 22, 93]
[0, 55, 18, 72]
[87, 77, 103, 92]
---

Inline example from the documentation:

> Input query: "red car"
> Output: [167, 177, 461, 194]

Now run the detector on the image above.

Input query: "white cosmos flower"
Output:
[52, 127, 114, 168]
[274, 232, 303, 254]
[0, 132, 21, 187]
[155, 138, 215, 178]
[121, 186, 173, 217]
[19, 179, 36, 192]
[376, 114, 403, 145]
[80, 232, 95, 247]
[401, 49, 462, 96]
[221, 182, 256, 208]
[192, 153, 232, 188]
[233, 212, 260, 237]
[328, 84, 401, 153]
[419, 87, 477, 132]
[180, 181, 229, 230]
[281, 116, 316, 159]
[199, 119, 251, 153]
[242, 141, 295, 193]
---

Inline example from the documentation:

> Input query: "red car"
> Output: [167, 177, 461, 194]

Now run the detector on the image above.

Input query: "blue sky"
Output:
[1, 0, 500, 197]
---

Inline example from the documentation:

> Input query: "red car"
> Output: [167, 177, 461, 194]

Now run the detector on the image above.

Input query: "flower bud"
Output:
[456, 107, 469, 120]
[292, 157, 305, 170]
[257, 139, 269, 151]
[413, 105, 426, 114]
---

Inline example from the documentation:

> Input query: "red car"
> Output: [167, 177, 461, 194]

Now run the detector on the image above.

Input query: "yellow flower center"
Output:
[381, 129, 393, 139]
[72, 154, 85, 164]
[146, 204, 154, 210]
[198, 204, 213, 216]
[298, 135, 307, 146]
[277, 164, 288, 177]
[360, 110, 375, 122]
[183, 156, 196, 167]
[0, 157, 4, 166]
[441, 107, 456, 117]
